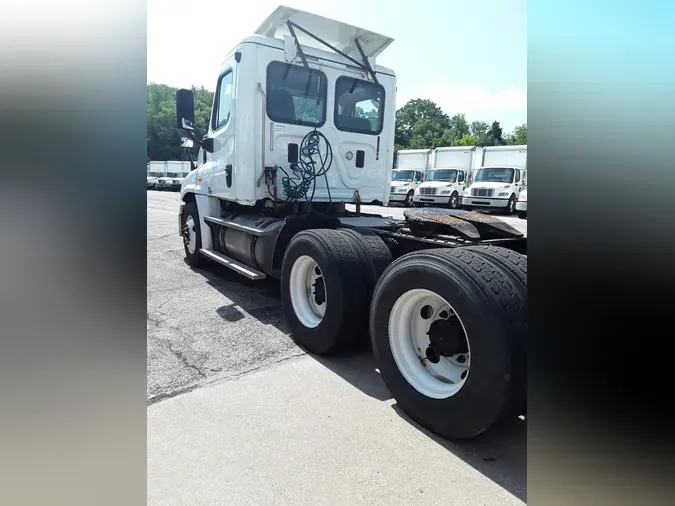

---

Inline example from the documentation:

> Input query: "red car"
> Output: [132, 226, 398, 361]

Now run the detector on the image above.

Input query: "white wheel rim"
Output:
[389, 289, 471, 399]
[185, 215, 197, 254]
[289, 255, 326, 328]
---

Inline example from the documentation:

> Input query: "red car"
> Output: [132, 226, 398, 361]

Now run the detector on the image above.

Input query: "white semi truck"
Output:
[413, 146, 478, 209]
[388, 149, 431, 207]
[175, 5, 527, 440]
[462, 145, 527, 214]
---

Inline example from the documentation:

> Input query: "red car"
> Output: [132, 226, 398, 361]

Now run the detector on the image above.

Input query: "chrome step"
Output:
[199, 249, 266, 280]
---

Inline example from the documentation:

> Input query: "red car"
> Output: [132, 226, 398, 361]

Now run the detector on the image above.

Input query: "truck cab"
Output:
[147, 171, 164, 189]
[414, 167, 468, 208]
[388, 149, 431, 207]
[178, 6, 396, 211]
[413, 146, 476, 208]
[462, 145, 527, 214]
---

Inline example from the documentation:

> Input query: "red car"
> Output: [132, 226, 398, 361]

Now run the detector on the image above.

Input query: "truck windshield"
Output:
[426, 169, 457, 182]
[474, 167, 514, 183]
[165, 173, 178, 178]
[392, 170, 415, 181]
[147, 172, 161, 177]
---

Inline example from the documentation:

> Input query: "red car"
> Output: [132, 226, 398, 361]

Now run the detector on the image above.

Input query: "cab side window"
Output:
[514, 170, 521, 183]
[458, 171, 465, 183]
[212, 70, 234, 131]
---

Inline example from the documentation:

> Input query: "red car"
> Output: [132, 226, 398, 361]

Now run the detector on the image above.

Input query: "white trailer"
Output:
[174, 5, 527, 440]
[388, 149, 432, 206]
[412, 146, 477, 209]
[462, 145, 527, 213]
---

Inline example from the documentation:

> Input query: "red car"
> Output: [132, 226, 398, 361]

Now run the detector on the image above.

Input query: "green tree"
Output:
[449, 113, 470, 140]
[395, 99, 450, 148]
[470, 121, 491, 145]
[506, 123, 527, 145]
[486, 121, 505, 146]
[147, 83, 214, 161]
[457, 134, 479, 146]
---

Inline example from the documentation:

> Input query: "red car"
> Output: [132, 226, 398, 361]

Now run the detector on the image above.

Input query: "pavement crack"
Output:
[168, 343, 207, 379]
[147, 384, 200, 405]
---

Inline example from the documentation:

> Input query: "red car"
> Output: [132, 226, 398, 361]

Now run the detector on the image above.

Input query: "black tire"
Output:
[517, 210, 527, 219]
[448, 191, 459, 209]
[370, 248, 521, 439]
[505, 194, 516, 214]
[281, 229, 369, 355]
[462, 245, 527, 416]
[181, 201, 202, 267]
[337, 228, 393, 296]
[404, 191, 414, 207]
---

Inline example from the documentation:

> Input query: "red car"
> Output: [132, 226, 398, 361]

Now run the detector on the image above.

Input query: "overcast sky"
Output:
[148, 0, 526, 132]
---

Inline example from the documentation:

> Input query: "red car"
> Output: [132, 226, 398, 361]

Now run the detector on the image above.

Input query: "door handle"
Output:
[226, 164, 232, 188]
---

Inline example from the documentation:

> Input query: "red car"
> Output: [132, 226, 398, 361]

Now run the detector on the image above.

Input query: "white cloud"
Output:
[397, 82, 527, 131]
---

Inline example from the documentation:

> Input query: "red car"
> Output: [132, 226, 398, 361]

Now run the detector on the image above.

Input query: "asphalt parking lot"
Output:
[147, 190, 526, 505]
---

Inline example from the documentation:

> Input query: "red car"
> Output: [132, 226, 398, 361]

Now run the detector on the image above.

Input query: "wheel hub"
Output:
[183, 216, 197, 254]
[313, 276, 326, 305]
[427, 317, 467, 357]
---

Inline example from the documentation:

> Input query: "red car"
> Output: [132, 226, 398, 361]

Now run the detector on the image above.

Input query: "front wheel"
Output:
[181, 201, 202, 267]
[370, 248, 523, 439]
[517, 210, 527, 219]
[448, 192, 459, 209]
[404, 191, 414, 207]
[505, 194, 516, 214]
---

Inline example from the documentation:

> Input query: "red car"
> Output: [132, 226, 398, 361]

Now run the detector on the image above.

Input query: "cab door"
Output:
[514, 169, 524, 197]
[456, 170, 467, 194]
[203, 62, 236, 200]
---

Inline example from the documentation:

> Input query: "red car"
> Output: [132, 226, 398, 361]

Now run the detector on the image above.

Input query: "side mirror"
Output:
[202, 137, 214, 153]
[176, 89, 195, 131]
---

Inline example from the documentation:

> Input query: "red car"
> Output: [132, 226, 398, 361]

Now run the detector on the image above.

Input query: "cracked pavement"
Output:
[147, 191, 302, 403]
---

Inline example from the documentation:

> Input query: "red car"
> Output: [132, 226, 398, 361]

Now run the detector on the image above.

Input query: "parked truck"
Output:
[388, 149, 432, 207]
[413, 146, 478, 209]
[175, 5, 527, 440]
[149, 161, 192, 191]
[516, 189, 527, 219]
[462, 145, 527, 214]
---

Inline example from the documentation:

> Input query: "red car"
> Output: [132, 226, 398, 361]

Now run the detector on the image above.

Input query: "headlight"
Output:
[440, 190, 451, 195]
[398, 187, 408, 193]
[498, 192, 510, 197]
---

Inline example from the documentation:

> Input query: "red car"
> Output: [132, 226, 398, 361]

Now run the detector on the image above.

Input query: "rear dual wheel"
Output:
[281, 228, 392, 354]
[370, 246, 526, 439]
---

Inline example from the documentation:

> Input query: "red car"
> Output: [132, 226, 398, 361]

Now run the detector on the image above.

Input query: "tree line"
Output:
[147, 83, 527, 162]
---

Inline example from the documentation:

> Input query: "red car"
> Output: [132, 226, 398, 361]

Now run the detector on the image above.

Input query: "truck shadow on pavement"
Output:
[186, 259, 290, 335]
[307, 348, 527, 502]
[188, 259, 526, 502]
